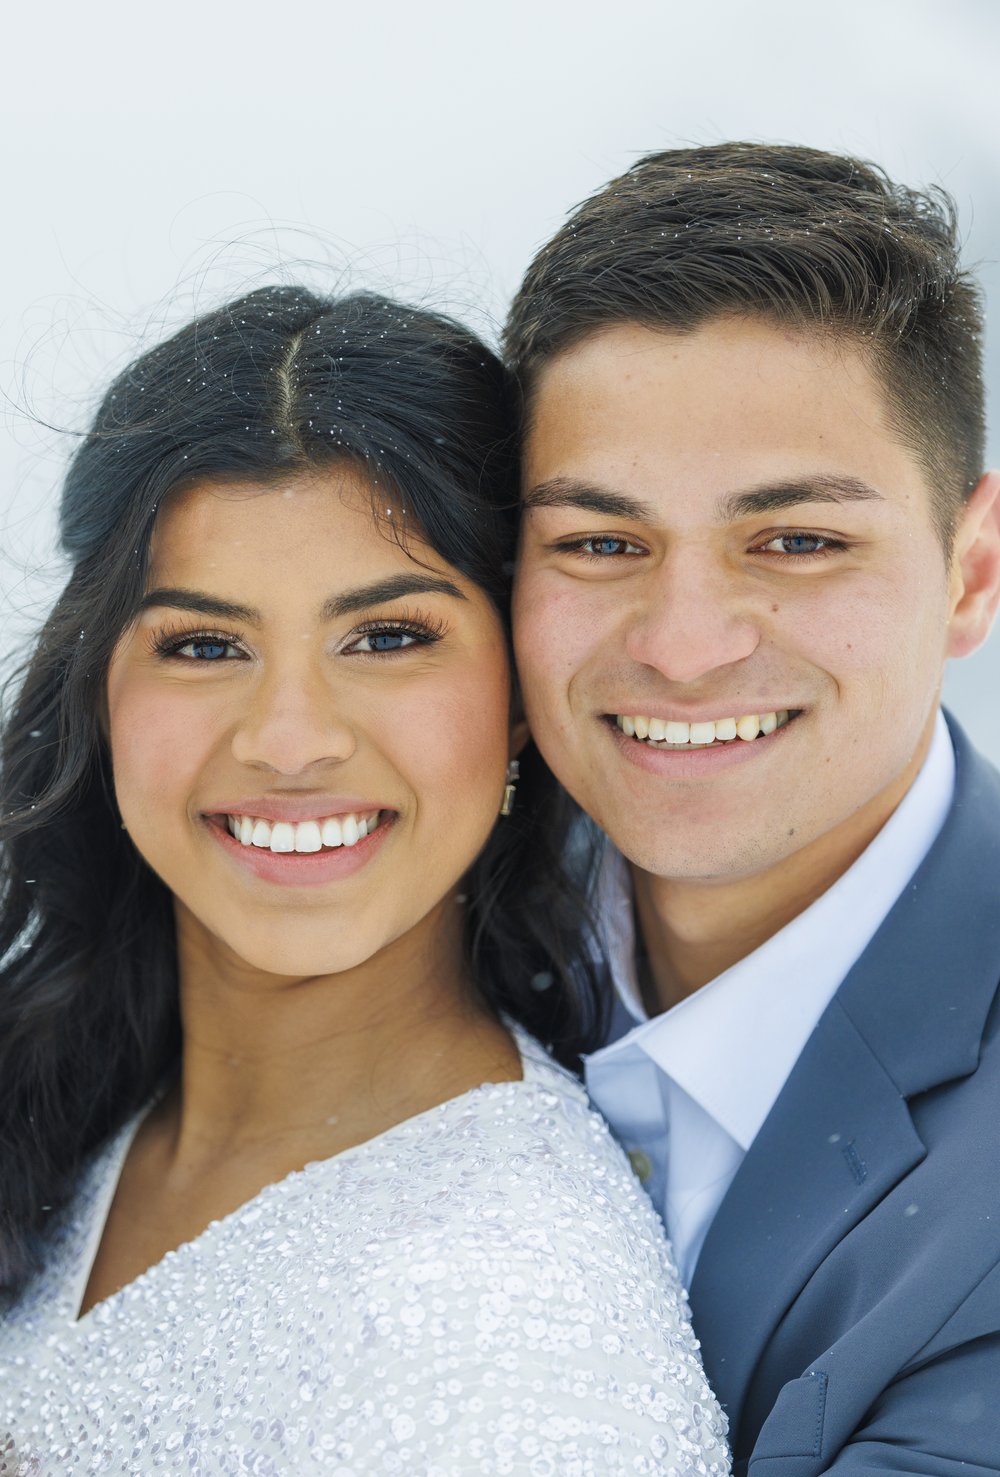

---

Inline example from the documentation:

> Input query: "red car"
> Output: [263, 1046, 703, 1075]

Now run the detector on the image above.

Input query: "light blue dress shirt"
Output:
[585, 710, 956, 1286]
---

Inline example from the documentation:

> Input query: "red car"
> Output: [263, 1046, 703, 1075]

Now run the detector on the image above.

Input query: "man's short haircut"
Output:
[504, 142, 986, 546]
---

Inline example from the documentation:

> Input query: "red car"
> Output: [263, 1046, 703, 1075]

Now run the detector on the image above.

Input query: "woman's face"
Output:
[106, 468, 516, 982]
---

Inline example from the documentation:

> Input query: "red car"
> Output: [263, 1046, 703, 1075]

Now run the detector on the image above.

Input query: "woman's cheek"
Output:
[108, 678, 218, 829]
[400, 666, 511, 814]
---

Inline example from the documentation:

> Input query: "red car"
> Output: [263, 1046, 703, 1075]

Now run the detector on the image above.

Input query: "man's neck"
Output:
[631, 731, 935, 1014]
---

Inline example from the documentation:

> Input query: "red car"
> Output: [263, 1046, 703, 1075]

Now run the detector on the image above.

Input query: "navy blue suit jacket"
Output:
[687, 716, 1000, 1473]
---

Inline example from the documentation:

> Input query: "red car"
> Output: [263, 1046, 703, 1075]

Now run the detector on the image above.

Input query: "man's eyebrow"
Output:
[521, 478, 656, 523]
[138, 574, 466, 625]
[717, 476, 884, 521]
[521, 474, 883, 526]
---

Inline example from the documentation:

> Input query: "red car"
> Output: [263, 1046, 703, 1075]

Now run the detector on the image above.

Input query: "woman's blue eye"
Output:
[184, 639, 233, 660]
[353, 629, 420, 653]
[153, 630, 245, 662]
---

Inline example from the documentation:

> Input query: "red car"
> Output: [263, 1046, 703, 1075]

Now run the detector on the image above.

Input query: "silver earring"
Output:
[500, 759, 520, 817]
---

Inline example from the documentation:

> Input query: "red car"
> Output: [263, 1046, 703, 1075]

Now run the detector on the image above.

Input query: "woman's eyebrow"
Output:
[139, 574, 466, 625]
[139, 590, 258, 622]
[321, 574, 466, 618]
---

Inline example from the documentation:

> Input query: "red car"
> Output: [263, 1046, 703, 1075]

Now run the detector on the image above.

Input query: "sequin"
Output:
[0, 1032, 729, 1473]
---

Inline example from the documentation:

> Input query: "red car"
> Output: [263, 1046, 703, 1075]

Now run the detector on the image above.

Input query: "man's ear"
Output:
[947, 470, 1000, 660]
[509, 715, 531, 761]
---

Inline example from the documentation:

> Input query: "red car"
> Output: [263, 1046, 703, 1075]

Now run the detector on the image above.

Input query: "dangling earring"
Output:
[500, 759, 520, 817]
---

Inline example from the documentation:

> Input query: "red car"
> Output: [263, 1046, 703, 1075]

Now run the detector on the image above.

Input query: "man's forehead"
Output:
[520, 318, 936, 522]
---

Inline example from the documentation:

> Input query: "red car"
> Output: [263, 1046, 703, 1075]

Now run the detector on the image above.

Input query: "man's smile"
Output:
[613, 709, 799, 748]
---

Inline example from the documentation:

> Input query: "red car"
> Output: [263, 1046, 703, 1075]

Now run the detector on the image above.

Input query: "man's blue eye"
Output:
[762, 534, 830, 556]
[586, 538, 632, 556]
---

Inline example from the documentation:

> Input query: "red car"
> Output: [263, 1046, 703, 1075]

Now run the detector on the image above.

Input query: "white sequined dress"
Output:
[0, 1031, 729, 1474]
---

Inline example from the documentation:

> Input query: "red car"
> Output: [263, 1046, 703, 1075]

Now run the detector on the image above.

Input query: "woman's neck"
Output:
[77, 898, 521, 1320]
[160, 898, 521, 1177]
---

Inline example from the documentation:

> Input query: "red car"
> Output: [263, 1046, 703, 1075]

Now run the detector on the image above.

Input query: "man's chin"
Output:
[612, 835, 777, 885]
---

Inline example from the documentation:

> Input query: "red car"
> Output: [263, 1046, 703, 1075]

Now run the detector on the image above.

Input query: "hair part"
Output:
[0, 286, 606, 1293]
[504, 141, 986, 548]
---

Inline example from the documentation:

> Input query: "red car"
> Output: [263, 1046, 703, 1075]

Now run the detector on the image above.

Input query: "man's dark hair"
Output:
[504, 142, 986, 546]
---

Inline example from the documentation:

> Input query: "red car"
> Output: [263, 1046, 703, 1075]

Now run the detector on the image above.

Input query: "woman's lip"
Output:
[206, 810, 394, 886]
[204, 797, 391, 824]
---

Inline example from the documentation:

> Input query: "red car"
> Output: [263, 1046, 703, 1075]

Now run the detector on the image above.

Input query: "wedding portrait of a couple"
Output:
[1, 3, 998, 1472]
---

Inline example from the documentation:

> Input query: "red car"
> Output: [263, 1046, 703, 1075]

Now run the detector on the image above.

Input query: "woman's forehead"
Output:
[143, 469, 488, 624]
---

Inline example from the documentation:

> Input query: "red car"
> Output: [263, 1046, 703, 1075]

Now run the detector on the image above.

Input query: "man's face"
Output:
[513, 317, 981, 884]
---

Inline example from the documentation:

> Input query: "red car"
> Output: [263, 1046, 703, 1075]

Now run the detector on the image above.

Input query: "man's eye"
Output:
[758, 533, 841, 557]
[559, 536, 645, 559]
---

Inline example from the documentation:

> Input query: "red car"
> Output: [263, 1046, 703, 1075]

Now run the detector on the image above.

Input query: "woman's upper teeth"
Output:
[225, 811, 379, 852]
[616, 711, 791, 745]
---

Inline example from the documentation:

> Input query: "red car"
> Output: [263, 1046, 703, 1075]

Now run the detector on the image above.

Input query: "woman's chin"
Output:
[175, 907, 386, 988]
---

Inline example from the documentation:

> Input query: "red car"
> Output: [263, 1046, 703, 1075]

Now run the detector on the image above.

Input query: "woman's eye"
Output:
[349, 628, 424, 654]
[163, 636, 245, 661]
[186, 639, 235, 660]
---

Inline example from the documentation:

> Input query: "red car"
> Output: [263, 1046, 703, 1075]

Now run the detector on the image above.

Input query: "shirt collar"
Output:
[589, 710, 956, 1151]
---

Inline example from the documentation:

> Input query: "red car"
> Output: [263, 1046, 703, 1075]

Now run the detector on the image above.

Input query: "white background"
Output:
[2, 0, 998, 756]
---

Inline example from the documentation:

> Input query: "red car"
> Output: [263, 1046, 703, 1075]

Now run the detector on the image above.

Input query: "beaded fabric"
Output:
[0, 1031, 729, 1474]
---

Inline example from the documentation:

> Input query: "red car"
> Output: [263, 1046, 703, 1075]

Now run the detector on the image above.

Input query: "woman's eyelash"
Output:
[149, 626, 247, 660]
[347, 612, 448, 653]
[146, 608, 449, 662]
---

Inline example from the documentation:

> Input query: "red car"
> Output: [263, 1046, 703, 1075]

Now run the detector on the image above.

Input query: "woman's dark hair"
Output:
[0, 285, 605, 1292]
[504, 141, 986, 548]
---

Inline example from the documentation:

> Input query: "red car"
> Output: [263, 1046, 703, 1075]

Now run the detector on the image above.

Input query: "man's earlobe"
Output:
[947, 471, 1000, 660]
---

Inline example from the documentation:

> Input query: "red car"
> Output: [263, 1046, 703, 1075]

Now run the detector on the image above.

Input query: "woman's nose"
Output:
[624, 551, 761, 684]
[230, 664, 357, 774]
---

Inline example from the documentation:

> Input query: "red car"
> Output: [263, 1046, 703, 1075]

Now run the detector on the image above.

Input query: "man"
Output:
[506, 143, 1000, 1473]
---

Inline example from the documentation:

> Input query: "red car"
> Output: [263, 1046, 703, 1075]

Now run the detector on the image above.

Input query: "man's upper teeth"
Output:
[226, 811, 379, 852]
[617, 711, 790, 744]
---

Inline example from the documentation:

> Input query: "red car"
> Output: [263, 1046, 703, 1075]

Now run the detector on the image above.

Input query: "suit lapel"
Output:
[689, 997, 924, 1426]
[689, 717, 1000, 1437]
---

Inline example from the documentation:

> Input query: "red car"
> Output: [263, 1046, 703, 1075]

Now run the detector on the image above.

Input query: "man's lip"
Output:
[203, 796, 392, 823]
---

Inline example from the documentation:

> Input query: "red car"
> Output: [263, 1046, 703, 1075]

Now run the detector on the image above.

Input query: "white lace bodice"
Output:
[0, 1033, 729, 1474]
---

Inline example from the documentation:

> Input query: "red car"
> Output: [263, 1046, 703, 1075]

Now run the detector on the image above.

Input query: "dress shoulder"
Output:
[0, 1032, 730, 1474]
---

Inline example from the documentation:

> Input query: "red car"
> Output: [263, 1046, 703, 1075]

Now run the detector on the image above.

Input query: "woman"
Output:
[0, 287, 728, 1473]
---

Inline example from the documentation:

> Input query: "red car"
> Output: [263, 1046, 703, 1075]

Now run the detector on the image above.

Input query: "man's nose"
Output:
[624, 551, 761, 684]
[230, 662, 357, 774]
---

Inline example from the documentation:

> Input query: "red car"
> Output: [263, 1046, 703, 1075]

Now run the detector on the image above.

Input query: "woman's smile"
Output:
[205, 804, 395, 887]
